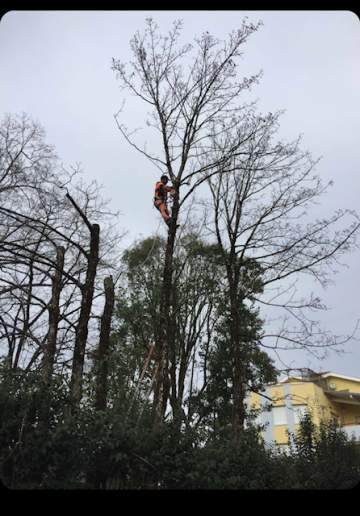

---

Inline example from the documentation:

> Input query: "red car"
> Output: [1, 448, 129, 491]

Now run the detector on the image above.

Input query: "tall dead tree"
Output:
[40, 245, 65, 427]
[67, 191, 100, 409]
[41, 246, 65, 385]
[112, 17, 263, 425]
[95, 275, 115, 412]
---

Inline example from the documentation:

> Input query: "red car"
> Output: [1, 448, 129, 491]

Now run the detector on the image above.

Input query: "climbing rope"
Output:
[135, 362, 160, 429]
[132, 193, 175, 269]
[135, 218, 163, 268]
[125, 193, 183, 424]
[126, 342, 156, 418]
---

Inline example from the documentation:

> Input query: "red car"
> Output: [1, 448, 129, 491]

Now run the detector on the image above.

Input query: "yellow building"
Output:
[246, 370, 360, 451]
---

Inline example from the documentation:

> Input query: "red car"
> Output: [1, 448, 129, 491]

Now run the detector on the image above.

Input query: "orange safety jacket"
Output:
[154, 181, 174, 203]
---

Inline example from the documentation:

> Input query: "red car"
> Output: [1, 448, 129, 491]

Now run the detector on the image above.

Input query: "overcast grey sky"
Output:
[0, 10, 359, 377]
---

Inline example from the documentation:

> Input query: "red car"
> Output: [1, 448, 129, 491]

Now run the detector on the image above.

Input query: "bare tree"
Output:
[0, 114, 124, 410]
[0, 112, 57, 197]
[66, 192, 100, 409]
[206, 109, 360, 439]
[112, 17, 263, 424]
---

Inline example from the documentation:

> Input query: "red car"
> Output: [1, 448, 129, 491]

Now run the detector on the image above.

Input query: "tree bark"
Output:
[152, 195, 179, 427]
[70, 223, 100, 408]
[41, 246, 65, 386]
[228, 270, 246, 442]
[39, 246, 65, 429]
[95, 275, 115, 412]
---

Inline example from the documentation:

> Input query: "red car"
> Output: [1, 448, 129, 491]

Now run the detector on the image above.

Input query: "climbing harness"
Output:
[153, 179, 178, 223]
[154, 181, 168, 203]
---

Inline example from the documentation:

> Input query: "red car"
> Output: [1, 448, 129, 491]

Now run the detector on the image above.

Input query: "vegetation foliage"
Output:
[1, 18, 360, 489]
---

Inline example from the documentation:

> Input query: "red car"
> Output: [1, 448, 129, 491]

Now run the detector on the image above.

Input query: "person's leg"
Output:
[158, 202, 171, 223]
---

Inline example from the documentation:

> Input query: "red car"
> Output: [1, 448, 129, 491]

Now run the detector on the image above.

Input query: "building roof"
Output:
[321, 372, 360, 383]
[278, 376, 303, 383]
[278, 371, 360, 385]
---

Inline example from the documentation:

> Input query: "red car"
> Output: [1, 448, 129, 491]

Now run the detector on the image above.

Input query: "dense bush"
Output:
[290, 412, 360, 489]
[1, 377, 359, 490]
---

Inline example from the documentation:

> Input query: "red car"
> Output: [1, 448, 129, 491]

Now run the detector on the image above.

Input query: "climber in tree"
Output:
[154, 174, 177, 227]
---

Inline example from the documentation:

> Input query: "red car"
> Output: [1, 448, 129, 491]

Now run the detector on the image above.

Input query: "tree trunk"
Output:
[41, 246, 65, 386]
[228, 272, 246, 442]
[70, 223, 100, 408]
[95, 275, 115, 412]
[40, 246, 65, 427]
[168, 275, 182, 426]
[13, 257, 35, 369]
[152, 195, 179, 427]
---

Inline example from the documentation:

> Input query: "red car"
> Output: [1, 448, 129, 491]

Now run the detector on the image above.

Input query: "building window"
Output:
[293, 405, 308, 424]
[272, 406, 287, 425]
